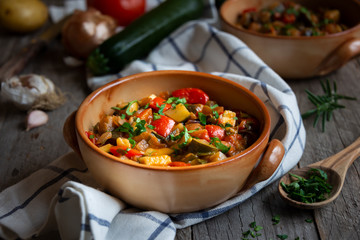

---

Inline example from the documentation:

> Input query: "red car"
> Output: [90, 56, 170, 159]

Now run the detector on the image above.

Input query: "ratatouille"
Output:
[236, 1, 348, 36]
[86, 88, 260, 167]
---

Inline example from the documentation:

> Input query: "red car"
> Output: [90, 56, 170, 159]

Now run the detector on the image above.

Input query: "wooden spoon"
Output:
[278, 137, 360, 209]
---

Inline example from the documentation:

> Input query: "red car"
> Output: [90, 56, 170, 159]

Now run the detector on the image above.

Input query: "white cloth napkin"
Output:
[0, 0, 306, 239]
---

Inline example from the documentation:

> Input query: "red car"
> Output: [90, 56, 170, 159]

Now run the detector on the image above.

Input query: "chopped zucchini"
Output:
[145, 148, 174, 156]
[205, 151, 227, 162]
[139, 155, 172, 166]
[180, 153, 199, 162]
[99, 143, 114, 153]
[165, 103, 190, 122]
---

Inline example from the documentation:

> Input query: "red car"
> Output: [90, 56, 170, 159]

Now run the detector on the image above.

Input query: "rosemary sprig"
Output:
[301, 79, 356, 132]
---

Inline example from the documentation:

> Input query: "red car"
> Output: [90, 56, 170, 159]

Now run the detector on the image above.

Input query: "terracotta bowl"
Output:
[63, 70, 285, 213]
[220, 0, 360, 79]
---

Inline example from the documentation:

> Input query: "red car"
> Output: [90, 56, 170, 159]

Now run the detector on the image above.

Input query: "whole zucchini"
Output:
[87, 0, 204, 76]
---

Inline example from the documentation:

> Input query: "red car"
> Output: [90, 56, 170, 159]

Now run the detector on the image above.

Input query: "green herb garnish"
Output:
[153, 113, 161, 120]
[210, 104, 219, 109]
[125, 100, 138, 116]
[242, 222, 263, 239]
[281, 168, 333, 203]
[302, 79, 356, 132]
[128, 138, 136, 148]
[198, 112, 207, 125]
[166, 97, 187, 108]
[276, 234, 288, 240]
[111, 106, 122, 111]
[210, 137, 230, 153]
[272, 215, 280, 225]
[213, 111, 219, 119]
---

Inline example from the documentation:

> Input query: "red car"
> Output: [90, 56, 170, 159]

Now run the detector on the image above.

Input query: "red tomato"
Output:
[110, 146, 143, 158]
[136, 108, 153, 124]
[205, 125, 225, 140]
[171, 88, 209, 104]
[85, 131, 97, 144]
[282, 13, 296, 24]
[168, 162, 191, 167]
[149, 97, 171, 112]
[89, 0, 146, 26]
[238, 118, 259, 131]
[190, 129, 210, 142]
[242, 7, 256, 14]
[152, 115, 175, 137]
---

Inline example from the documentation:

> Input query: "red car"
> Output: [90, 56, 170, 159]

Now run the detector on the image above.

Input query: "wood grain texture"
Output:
[0, 1, 359, 239]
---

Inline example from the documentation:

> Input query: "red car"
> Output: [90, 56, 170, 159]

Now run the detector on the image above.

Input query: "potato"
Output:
[0, 0, 48, 33]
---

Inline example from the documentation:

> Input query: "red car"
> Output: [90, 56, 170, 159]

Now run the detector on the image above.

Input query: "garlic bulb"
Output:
[26, 110, 49, 131]
[0, 74, 66, 111]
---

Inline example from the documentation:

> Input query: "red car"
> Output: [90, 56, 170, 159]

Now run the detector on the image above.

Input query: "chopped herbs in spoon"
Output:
[281, 168, 333, 203]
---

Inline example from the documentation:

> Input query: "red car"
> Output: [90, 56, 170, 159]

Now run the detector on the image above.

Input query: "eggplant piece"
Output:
[187, 138, 218, 155]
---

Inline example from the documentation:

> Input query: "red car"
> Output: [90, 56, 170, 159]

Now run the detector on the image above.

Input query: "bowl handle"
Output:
[63, 111, 82, 156]
[315, 38, 360, 76]
[241, 139, 285, 191]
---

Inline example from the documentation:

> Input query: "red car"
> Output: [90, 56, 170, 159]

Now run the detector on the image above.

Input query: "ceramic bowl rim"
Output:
[75, 70, 271, 172]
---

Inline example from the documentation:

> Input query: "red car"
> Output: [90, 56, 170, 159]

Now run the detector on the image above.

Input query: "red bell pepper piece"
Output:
[85, 131, 97, 144]
[136, 108, 153, 124]
[205, 125, 225, 140]
[242, 7, 257, 14]
[149, 97, 171, 112]
[168, 161, 191, 167]
[282, 13, 296, 24]
[151, 115, 175, 137]
[110, 146, 143, 159]
[190, 129, 210, 142]
[238, 118, 259, 131]
[171, 88, 209, 104]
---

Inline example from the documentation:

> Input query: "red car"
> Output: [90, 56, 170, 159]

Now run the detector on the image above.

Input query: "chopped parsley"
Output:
[213, 110, 219, 119]
[198, 112, 207, 125]
[125, 100, 138, 116]
[156, 103, 167, 115]
[210, 137, 230, 153]
[276, 234, 288, 240]
[272, 215, 280, 225]
[166, 97, 187, 108]
[153, 113, 161, 120]
[280, 168, 333, 203]
[210, 104, 219, 109]
[111, 106, 122, 111]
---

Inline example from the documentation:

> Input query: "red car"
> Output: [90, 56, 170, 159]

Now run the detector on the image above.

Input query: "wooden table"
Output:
[1, 2, 359, 239]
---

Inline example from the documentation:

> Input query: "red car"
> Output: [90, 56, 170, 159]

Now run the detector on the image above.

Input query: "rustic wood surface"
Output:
[0, 1, 359, 239]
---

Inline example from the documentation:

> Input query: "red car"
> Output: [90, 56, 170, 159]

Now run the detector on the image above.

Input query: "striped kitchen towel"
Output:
[0, 0, 306, 239]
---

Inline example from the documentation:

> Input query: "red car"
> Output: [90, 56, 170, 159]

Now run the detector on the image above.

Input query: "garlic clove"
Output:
[26, 110, 49, 131]
[63, 56, 84, 67]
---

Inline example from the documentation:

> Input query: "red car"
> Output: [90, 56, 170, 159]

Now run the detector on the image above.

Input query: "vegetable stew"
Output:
[86, 88, 260, 167]
[236, 1, 348, 36]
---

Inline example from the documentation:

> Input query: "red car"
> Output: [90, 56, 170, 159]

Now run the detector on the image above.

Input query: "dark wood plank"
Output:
[0, 0, 359, 239]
